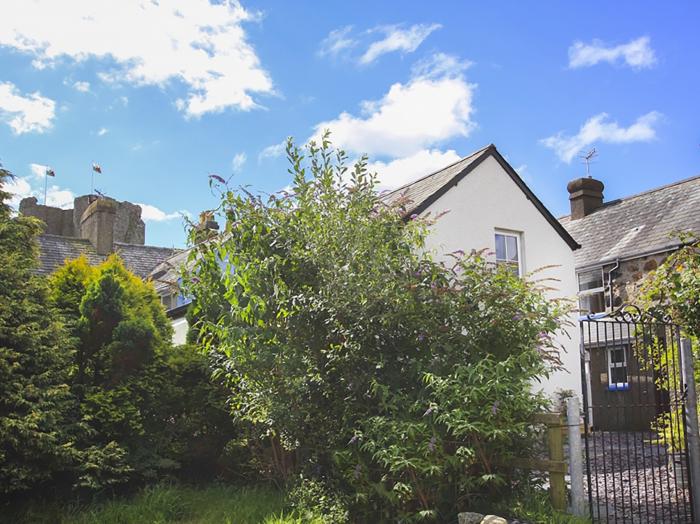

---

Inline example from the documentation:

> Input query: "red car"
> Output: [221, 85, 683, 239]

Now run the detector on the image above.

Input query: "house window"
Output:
[578, 268, 606, 314]
[160, 293, 174, 310]
[495, 232, 521, 276]
[607, 345, 629, 391]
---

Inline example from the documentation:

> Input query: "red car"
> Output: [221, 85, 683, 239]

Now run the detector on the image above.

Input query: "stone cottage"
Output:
[560, 174, 700, 430]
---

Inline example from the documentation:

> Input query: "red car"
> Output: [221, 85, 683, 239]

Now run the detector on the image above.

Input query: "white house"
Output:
[384, 144, 582, 399]
[155, 144, 582, 399]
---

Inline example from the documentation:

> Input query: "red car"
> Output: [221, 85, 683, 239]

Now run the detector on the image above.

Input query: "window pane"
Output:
[578, 269, 604, 291]
[495, 234, 506, 261]
[506, 235, 518, 262]
[610, 347, 625, 364]
[580, 291, 606, 314]
[611, 366, 628, 384]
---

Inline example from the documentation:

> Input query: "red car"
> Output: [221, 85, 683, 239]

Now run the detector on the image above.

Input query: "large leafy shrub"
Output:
[0, 167, 77, 496]
[637, 234, 700, 452]
[185, 136, 569, 521]
[638, 234, 700, 339]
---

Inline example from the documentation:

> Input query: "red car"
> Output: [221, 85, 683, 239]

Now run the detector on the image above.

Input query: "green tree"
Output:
[185, 136, 569, 520]
[49, 255, 237, 489]
[0, 166, 76, 495]
[638, 234, 700, 338]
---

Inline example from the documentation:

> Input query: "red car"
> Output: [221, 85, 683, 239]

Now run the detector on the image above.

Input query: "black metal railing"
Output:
[580, 307, 693, 523]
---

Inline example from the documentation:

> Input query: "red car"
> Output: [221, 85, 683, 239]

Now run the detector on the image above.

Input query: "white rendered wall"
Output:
[172, 317, 189, 346]
[420, 155, 581, 400]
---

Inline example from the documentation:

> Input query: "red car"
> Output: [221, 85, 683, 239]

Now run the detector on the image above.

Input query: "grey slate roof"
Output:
[383, 145, 491, 215]
[149, 247, 191, 294]
[35, 234, 178, 278]
[559, 175, 700, 269]
[383, 144, 580, 250]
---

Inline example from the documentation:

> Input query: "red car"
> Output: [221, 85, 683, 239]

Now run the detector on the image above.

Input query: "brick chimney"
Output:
[80, 198, 117, 255]
[567, 177, 604, 220]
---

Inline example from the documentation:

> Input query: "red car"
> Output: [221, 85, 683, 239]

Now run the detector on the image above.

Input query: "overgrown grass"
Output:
[9, 482, 590, 524]
[495, 486, 591, 524]
[10, 484, 324, 524]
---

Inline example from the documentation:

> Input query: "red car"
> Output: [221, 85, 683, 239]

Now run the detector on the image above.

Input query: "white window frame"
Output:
[607, 345, 629, 391]
[494, 230, 523, 277]
[159, 292, 174, 311]
[577, 268, 607, 314]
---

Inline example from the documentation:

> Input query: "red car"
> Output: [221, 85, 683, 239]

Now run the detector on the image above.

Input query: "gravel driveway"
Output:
[583, 431, 692, 523]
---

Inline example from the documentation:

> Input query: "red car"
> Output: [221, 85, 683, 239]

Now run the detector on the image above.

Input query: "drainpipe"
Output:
[605, 258, 620, 309]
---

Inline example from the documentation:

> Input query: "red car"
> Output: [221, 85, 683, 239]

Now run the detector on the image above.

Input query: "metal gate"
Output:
[580, 307, 694, 523]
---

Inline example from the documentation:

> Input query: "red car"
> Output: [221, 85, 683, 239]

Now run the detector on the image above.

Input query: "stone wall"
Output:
[19, 194, 146, 246]
[113, 200, 145, 245]
[19, 197, 75, 236]
[612, 252, 669, 306]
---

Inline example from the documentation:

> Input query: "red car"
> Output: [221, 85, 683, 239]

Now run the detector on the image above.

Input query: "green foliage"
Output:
[11, 483, 317, 524]
[638, 234, 700, 339]
[495, 485, 590, 524]
[0, 165, 77, 495]
[185, 135, 569, 520]
[637, 235, 700, 452]
[288, 476, 349, 524]
[47, 255, 238, 490]
[652, 407, 685, 453]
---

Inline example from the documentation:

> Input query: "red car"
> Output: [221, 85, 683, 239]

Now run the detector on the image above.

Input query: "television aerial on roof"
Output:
[579, 148, 598, 178]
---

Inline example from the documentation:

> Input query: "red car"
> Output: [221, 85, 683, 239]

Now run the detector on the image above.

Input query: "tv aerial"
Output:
[579, 148, 598, 178]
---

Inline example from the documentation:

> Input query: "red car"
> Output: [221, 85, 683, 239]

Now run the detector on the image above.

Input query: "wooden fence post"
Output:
[547, 413, 567, 512]
[528, 413, 568, 512]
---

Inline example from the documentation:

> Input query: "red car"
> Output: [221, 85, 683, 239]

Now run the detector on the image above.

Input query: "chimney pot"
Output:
[567, 177, 604, 220]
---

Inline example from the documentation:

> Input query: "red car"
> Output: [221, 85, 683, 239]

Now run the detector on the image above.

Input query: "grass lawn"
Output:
[9, 482, 591, 524]
[11, 484, 322, 524]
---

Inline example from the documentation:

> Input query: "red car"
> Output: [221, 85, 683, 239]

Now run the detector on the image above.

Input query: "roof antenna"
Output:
[580, 148, 598, 178]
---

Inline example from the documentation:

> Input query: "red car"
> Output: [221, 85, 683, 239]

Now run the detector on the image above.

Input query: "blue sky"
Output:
[0, 1, 698, 248]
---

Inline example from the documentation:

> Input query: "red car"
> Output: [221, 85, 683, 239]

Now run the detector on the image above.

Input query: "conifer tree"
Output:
[0, 166, 76, 495]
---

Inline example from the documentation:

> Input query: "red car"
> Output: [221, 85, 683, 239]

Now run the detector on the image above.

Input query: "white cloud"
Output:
[108, 95, 129, 110]
[135, 203, 182, 222]
[231, 152, 247, 173]
[0, 0, 273, 117]
[318, 26, 357, 58]
[3, 175, 33, 209]
[410, 52, 472, 79]
[541, 111, 662, 163]
[368, 149, 461, 189]
[30, 163, 49, 178]
[44, 187, 75, 208]
[311, 53, 475, 158]
[2, 163, 74, 209]
[307, 53, 474, 189]
[97, 127, 109, 136]
[319, 23, 440, 65]
[73, 80, 90, 92]
[258, 141, 286, 161]
[360, 23, 441, 65]
[0, 81, 56, 134]
[568, 36, 656, 69]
